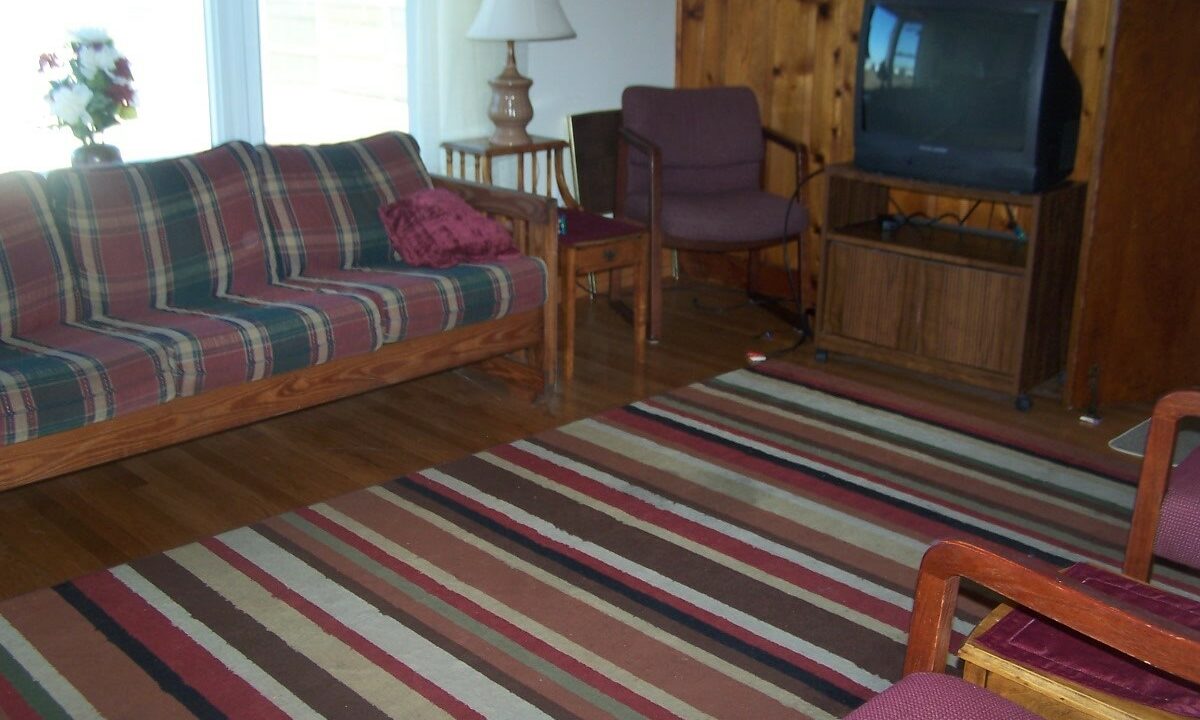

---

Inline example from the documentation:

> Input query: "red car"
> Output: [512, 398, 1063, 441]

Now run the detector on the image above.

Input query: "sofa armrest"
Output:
[431, 174, 558, 389]
[432, 175, 557, 267]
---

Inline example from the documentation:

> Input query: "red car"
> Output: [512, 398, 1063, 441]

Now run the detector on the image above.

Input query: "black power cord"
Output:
[749, 166, 826, 357]
[780, 166, 826, 324]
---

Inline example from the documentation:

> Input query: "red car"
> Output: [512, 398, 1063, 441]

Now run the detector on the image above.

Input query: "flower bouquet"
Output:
[40, 28, 136, 164]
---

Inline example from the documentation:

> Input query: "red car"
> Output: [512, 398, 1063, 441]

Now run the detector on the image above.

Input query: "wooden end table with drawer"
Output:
[441, 136, 646, 381]
[558, 209, 647, 381]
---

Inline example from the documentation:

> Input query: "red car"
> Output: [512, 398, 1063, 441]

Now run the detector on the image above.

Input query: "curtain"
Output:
[406, 0, 502, 173]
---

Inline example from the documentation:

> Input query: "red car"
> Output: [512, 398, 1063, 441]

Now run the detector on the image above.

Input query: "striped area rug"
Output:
[0, 361, 1190, 719]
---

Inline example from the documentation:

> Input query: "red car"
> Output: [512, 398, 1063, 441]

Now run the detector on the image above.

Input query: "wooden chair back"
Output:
[1123, 388, 1200, 580]
[567, 109, 622, 214]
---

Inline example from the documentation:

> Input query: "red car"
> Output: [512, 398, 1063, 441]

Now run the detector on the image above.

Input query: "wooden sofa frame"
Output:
[0, 176, 558, 492]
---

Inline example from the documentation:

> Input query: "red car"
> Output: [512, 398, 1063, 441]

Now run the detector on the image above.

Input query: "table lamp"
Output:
[467, 0, 576, 147]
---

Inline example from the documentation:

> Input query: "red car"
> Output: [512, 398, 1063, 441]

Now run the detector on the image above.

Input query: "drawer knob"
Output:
[604, 249, 617, 262]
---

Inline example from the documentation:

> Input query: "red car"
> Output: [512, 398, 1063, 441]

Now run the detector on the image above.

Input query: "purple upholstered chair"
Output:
[847, 673, 1043, 720]
[616, 86, 810, 341]
[845, 539, 1200, 719]
[1124, 388, 1200, 581]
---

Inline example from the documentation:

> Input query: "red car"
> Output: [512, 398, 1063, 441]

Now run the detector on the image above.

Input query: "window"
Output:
[0, 0, 407, 174]
[259, 0, 409, 144]
[0, 1, 211, 173]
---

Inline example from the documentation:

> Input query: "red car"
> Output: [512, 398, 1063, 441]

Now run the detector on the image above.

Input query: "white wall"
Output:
[526, 0, 675, 132]
[520, 0, 675, 196]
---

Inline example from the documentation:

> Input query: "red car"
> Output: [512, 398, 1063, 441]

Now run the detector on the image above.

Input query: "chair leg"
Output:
[747, 249, 759, 295]
[649, 237, 663, 342]
[744, 242, 813, 342]
[561, 248, 578, 381]
[633, 247, 647, 366]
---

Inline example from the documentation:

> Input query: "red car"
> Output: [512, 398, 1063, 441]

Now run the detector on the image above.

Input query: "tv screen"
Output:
[854, 0, 1080, 192]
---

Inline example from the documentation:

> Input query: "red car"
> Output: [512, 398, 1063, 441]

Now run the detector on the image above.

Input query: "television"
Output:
[853, 0, 1081, 193]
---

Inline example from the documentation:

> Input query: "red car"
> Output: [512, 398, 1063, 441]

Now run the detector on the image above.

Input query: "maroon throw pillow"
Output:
[379, 188, 519, 268]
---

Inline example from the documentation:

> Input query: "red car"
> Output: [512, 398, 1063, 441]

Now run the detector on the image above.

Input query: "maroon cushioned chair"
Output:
[616, 85, 811, 341]
[845, 539, 1200, 719]
[1124, 388, 1200, 582]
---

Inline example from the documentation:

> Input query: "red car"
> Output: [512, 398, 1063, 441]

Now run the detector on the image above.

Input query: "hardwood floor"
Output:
[0, 283, 1149, 600]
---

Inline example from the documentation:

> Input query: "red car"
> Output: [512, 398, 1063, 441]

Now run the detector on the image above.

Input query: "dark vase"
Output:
[71, 143, 123, 168]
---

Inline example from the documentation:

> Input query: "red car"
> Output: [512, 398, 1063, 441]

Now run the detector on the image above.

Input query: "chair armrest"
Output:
[431, 175, 558, 267]
[619, 126, 661, 162]
[905, 538, 1200, 685]
[762, 126, 811, 197]
[615, 125, 663, 237]
[1124, 388, 1200, 580]
[616, 126, 662, 214]
[762, 126, 806, 155]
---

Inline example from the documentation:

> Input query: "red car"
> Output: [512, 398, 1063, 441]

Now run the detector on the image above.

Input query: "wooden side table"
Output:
[558, 209, 647, 381]
[959, 605, 1186, 720]
[442, 136, 577, 207]
[443, 136, 648, 381]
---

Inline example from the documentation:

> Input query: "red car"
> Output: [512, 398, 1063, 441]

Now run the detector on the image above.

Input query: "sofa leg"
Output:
[541, 339, 558, 392]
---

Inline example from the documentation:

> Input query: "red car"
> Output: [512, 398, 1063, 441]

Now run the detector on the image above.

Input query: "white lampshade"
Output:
[467, 0, 576, 42]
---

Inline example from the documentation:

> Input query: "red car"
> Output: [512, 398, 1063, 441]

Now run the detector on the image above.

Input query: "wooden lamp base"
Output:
[486, 40, 534, 147]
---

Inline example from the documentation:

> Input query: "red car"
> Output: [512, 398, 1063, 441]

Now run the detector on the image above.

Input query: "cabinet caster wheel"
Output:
[1015, 394, 1032, 412]
[815, 349, 829, 363]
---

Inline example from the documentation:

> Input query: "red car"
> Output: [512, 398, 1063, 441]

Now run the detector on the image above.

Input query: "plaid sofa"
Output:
[0, 132, 549, 449]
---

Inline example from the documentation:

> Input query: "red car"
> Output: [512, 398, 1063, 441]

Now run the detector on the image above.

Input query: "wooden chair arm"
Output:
[615, 125, 663, 257]
[762, 126, 804, 153]
[1123, 387, 1200, 580]
[762, 126, 811, 199]
[906, 538, 1200, 684]
[616, 126, 662, 210]
[617, 126, 661, 166]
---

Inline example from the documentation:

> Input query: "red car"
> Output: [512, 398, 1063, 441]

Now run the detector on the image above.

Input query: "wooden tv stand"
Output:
[815, 164, 1086, 408]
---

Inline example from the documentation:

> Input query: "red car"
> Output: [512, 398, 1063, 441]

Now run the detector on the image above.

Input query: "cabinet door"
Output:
[821, 242, 910, 350]
[913, 262, 1024, 375]
[822, 240, 1024, 377]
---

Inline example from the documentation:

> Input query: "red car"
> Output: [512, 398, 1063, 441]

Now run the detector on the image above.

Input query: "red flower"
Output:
[113, 57, 133, 81]
[38, 53, 59, 71]
[105, 82, 135, 105]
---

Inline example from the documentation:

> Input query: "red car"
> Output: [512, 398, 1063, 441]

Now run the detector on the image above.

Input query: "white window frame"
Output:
[205, 0, 266, 145]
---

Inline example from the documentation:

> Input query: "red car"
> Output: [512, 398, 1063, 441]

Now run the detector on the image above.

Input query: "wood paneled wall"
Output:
[1063, 0, 1200, 407]
[675, 0, 1113, 308]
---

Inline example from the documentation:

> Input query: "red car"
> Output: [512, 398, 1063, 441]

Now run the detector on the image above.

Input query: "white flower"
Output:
[77, 43, 120, 80]
[71, 27, 112, 45]
[48, 83, 94, 127]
